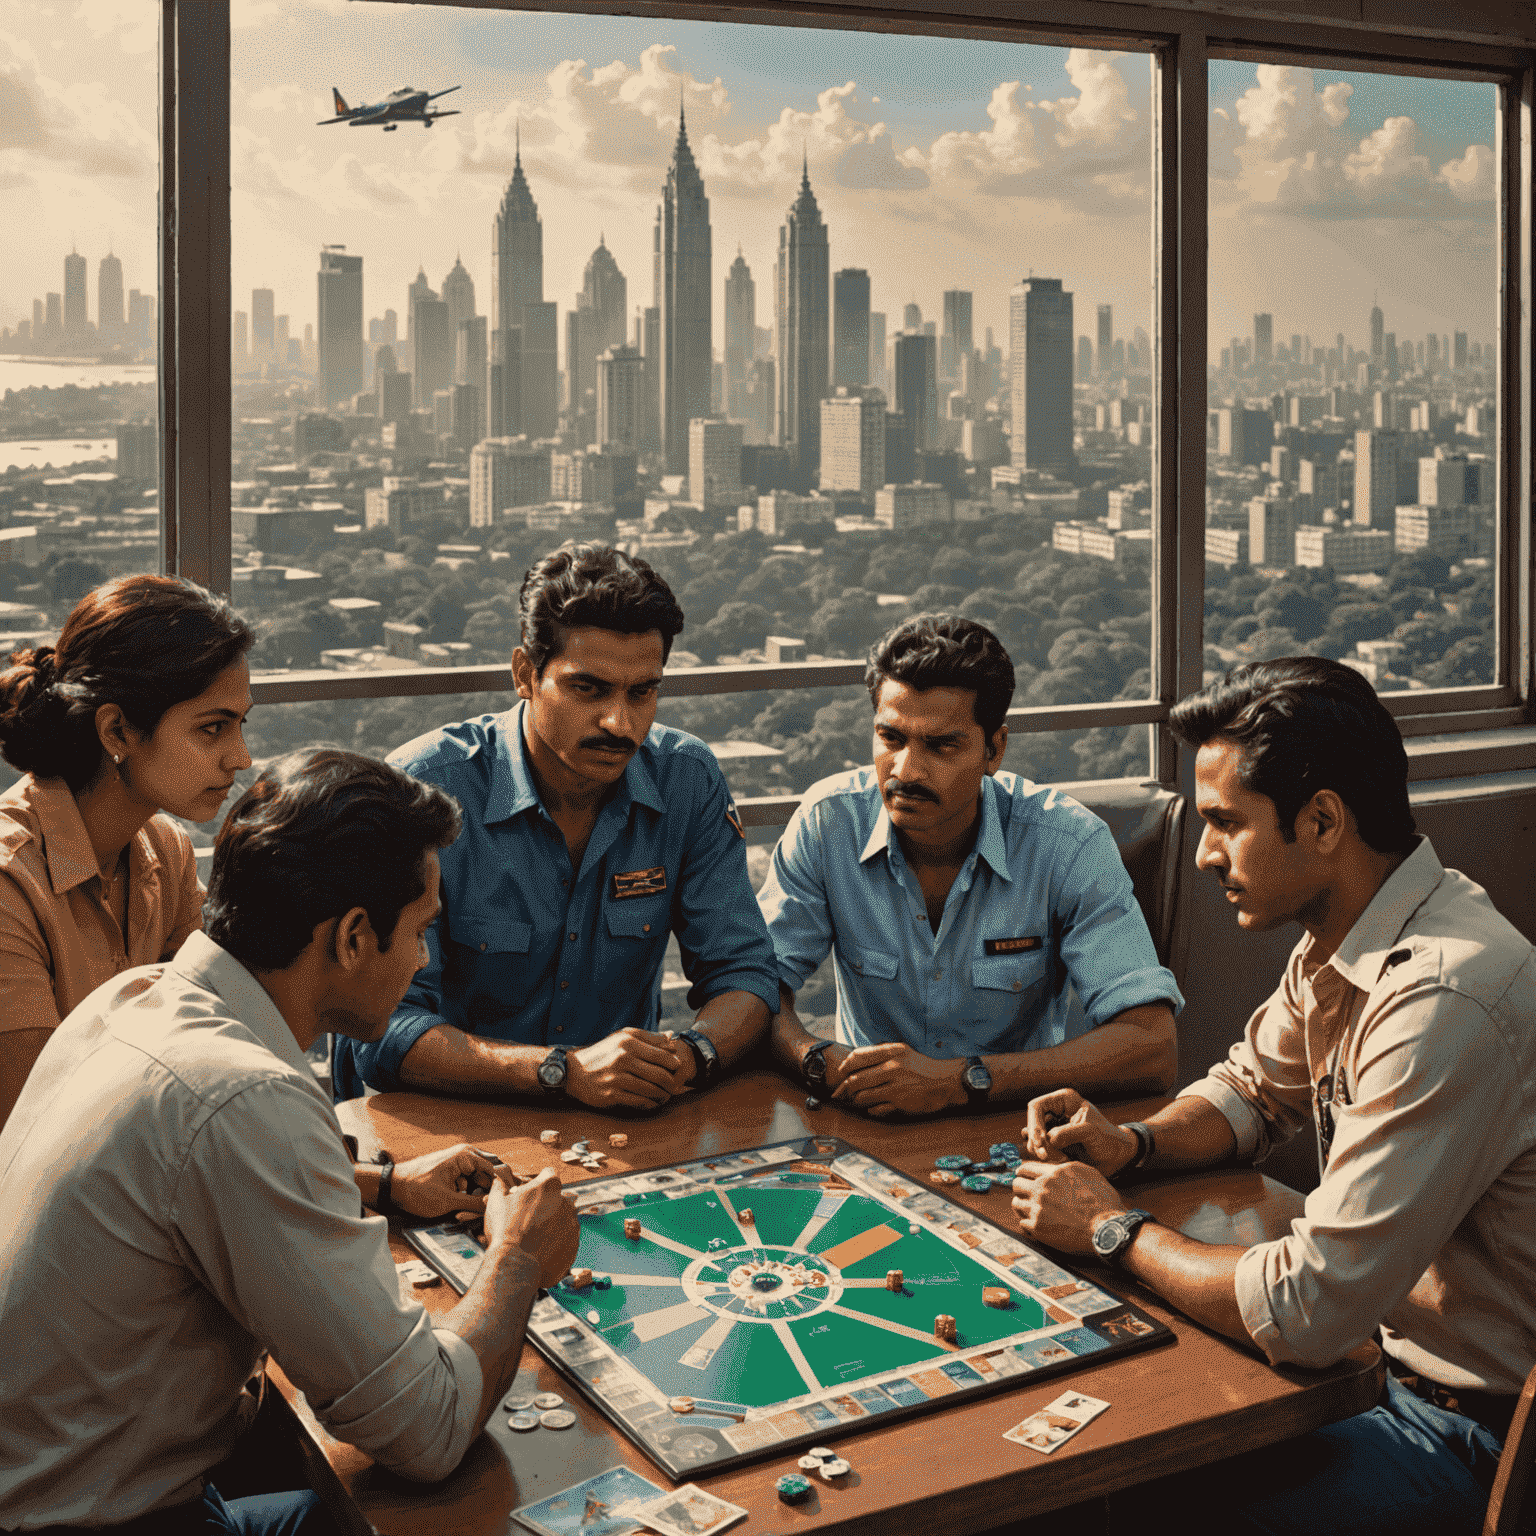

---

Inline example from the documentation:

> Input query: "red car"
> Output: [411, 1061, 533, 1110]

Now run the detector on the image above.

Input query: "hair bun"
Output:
[28, 645, 57, 683]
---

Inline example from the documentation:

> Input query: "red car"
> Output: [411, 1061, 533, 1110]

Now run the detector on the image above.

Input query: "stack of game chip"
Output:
[930, 1169, 961, 1186]
[934, 1313, 957, 1342]
[959, 1173, 995, 1192]
[934, 1154, 971, 1172]
[538, 1129, 560, 1145]
[609, 1133, 628, 1148]
[776, 1474, 813, 1504]
[624, 1217, 642, 1239]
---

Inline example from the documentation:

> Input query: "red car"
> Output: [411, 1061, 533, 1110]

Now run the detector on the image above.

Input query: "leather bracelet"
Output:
[1123, 1121, 1155, 1172]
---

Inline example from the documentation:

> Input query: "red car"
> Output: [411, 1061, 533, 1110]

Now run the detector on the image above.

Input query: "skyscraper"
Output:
[1370, 302, 1385, 359]
[492, 135, 558, 439]
[869, 311, 887, 392]
[689, 418, 744, 507]
[654, 104, 713, 473]
[724, 250, 755, 421]
[940, 291, 972, 383]
[457, 315, 488, 440]
[406, 268, 435, 346]
[1009, 277, 1074, 473]
[317, 245, 363, 407]
[98, 252, 124, 342]
[63, 250, 87, 337]
[1096, 304, 1113, 376]
[571, 237, 627, 437]
[597, 343, 644, 450]
[902, 302, 922, 331]
[1354, 428, 1399, 528]
[441, 256, 476, 349]
[833, 269, 870, 389]
[252, 289, 275, 359]
[1077, 335, 1093, 382]
[893, 332, 937, 452]
[821, 387, 885, 496]
[775, 158, 830, 480]
[1254, 312, 1274, 363]
[412, 297, 452, 409]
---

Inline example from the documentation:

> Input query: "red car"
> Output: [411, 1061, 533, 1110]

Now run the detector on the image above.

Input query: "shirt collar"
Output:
[858, 778, 1010, 881]
[165, 930, 315, 1085]
[29, 774, 164, 896]
[486, 700, 666, 824]
[1319, 836, 1446, 992]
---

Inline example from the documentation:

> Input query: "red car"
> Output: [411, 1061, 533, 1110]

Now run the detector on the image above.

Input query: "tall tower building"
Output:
[441, 256, 476, 346]
[940, 291, 972, 383]
[1096, 304, 1113, 376]
[774, 158, 830, 480]
[317, 246, 363, 406]
[63, 250, 88, 337]
[492, 134, 558, 439]
[251, 288, 275, 358]
[457, 315, 489, 440]
[902, 302, 922, 331]
[1370, 302, 1385, 359]
[571, 237, 627, 436]
[1353, 428, 1400, 528]
[833, 269, 870, 389]
[1254, 312, 1274, 363]
[724, 250, 755, 421]
[1009, 277, 1075, 474]
[893, 332, 938, 451]
[598, 343, 644, 451]
[412, 297, 452, 409]
[405, 268, 435, 345]
[654, 104, 713, 473]
[640, 306, 662, 454]
[821, 387, 886, 496]
[98, 252, 124, 342]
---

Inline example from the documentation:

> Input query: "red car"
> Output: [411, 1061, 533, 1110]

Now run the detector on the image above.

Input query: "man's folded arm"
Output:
[173, 1079, 483, 1481]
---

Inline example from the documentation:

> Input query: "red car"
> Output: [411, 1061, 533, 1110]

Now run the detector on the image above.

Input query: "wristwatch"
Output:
[961, 1055, 992, 1107]
[677, 1028, 719, 1087]
[1091, 1208, 1155, 1268]
[802, 1039, 834, 1091]
[537, 1044, 568, 1097]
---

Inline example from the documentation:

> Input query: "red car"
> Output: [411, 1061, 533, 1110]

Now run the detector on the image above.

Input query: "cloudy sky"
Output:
[0, 0, 1499, 363]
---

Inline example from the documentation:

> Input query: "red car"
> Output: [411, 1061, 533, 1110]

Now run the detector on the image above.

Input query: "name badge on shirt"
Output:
[612, 866, 667, 901]
[985, 936, 1043, 956]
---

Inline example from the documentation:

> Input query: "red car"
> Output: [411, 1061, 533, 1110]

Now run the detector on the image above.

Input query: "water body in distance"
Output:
[0, 357, 156, 393]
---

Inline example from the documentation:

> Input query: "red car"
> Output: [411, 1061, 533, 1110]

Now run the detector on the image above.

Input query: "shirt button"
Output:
[555, 1024, 564, 1032]
[1012, 980, 1022, 992]
[560, 979, 570, 990]
[568, 932, 577, 942]
[479, 942, 487, 952]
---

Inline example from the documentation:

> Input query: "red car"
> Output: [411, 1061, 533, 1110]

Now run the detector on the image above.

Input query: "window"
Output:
[161, 5, 1532, 809]
[0, 0, 160, 801]
[1204, 62, 1501, 705]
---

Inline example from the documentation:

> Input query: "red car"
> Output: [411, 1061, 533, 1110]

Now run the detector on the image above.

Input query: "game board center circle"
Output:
[683, 1245, 844, 1321]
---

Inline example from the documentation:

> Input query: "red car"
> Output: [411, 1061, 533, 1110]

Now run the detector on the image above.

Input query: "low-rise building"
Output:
[1294, 523, 1393, 573]
[874, 482, 952, 532]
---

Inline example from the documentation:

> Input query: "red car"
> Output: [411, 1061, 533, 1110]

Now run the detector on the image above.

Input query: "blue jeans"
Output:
[203, 1483, 334, 1535]
[1109, 1375, 1504, 1536]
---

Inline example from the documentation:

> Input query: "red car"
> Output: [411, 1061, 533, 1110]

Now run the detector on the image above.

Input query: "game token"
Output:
[624, 1217, 642, 1239]
[930, 1170, 960, 1185]
[805, 1096, 822, 1110]
[934, 1313, 957, 1342]
[960, 1174, 994, 1192]
[819, 1458, 851, 1481]
[534, 1392, 565, 1410]
[909, 1223, 921, 1235]
[572, 1141, 591, 1153]
[539, 1129, 559, 1145]
[504, 1394, 535, 1411]
[570, 1267, 593, 1289]
[586, 1310, 601, 1324]
[609, 1133, 628, 1147]
[594, 1274, 612, 1290]
[507, 1411, 540, 1432]
[982, 1286, 1012, 1309]
[581, 1157, 604, 1169]
[539, 1409, 576, 1430]
[560, 1149, 582, 1163]
[668, 1396, 695, 1414]
[886, 1268, 903, 1292]
[935, 1154, 970, 1171]
[776, 1474, 813, 1504]
[807, 1448, 836, 1461]
[738, 1208, 754, 1225]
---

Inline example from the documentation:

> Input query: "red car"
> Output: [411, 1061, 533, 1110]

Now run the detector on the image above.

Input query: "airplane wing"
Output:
[422, 109, 461, 121]
[350, 103, 393, 123]
[426, 85, 461, 101]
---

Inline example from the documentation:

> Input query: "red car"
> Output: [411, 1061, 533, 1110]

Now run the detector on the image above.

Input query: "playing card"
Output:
[512, 1466, 666, 1536]
[1002, 1389, 1110, 1454]
[616, 1483, 748, 1536]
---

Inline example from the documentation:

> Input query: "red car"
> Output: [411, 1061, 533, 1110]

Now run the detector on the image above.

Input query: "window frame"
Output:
[161, 0, 1536, 804]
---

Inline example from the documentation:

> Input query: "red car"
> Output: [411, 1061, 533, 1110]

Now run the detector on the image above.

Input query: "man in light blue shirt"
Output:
[336, 545, 779, 1109]
[760, 615, 1182, 1116]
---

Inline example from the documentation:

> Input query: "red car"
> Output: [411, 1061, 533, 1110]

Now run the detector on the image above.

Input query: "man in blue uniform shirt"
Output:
[760, 614, 1183, 1115]
[335, 544, 780, 1107]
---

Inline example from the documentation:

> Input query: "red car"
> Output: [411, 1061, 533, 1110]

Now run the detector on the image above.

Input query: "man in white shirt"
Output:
[0, 748, 579, 1534]
[1010, 657, 1536, 1535]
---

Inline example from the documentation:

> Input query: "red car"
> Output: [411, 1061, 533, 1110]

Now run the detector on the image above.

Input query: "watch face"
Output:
[538, 1060, 565, 1088]
[1093, 1218, 1126, 1258]
[964, 1063, 992, 1092]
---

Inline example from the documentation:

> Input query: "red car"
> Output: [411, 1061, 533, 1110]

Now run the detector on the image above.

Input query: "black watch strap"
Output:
[802, 1039, 833, 1088]
[539, 1044, 568, 1097]
[679, 1029, 718, 1085]
[373, 1157, 401, 1219]
[963, 1055, 992, 1106]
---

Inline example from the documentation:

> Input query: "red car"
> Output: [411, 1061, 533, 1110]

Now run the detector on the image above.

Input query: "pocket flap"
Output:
[605, 901, 667, 940]
[451, 914, 532, 954]
[846, 947, 899, 981]
[972, 952, 1047, 993]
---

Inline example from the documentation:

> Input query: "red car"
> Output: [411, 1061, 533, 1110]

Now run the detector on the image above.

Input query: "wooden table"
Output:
[271, 1072, 1381, 1536]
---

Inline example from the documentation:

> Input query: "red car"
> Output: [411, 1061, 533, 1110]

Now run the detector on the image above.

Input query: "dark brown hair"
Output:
[0, 574, 255, 794]
[866, 614, 1016, 746]
[204, 748, 463, 973]
[519, 543, 684, 676]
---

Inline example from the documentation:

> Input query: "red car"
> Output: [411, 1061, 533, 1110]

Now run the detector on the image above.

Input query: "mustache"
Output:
[581, 734, 638, 753]
[885, 779, 939, 804]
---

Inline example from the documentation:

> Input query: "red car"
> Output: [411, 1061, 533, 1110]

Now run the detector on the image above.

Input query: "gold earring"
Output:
[113, 754, 121, 764]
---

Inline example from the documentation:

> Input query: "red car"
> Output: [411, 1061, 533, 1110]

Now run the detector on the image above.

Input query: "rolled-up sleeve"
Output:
[756, 801, 836, 994]
[172, 1078, 481, 1481]
[1054, 825, 1184, 1027]
[674, 767, 779, 1014]
[1231, 986, 1523, 1370]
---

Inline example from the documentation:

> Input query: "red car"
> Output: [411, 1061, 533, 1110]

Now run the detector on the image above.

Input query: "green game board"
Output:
[407, 1134, 1172, 1478]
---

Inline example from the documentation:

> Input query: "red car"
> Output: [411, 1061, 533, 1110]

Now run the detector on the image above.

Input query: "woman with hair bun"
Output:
[0, 574, 255, 1129]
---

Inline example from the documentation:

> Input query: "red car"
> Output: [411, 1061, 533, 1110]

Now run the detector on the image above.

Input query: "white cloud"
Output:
[74, 0, 155, 55]
[1441, 141, 1495, 202]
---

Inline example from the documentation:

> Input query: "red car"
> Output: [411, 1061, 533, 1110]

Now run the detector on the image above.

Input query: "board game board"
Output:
[406, 1134, 1173, 1479]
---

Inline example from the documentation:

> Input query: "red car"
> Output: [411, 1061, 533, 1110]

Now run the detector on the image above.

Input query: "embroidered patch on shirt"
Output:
[611, 866, 667, 901]
[985, 936, 1043, 955]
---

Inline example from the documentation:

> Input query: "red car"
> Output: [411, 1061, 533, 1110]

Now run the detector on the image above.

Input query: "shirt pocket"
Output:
[970, 951, 1051, 1016]
[846, 946, 899, 982]
[448, 914, 534, 1031]
[601, 900, 669, 1003]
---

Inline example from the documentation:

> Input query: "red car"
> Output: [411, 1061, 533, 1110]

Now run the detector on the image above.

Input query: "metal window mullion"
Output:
[162, 0, 231, 595]
[1519, 64, 1535, 713]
